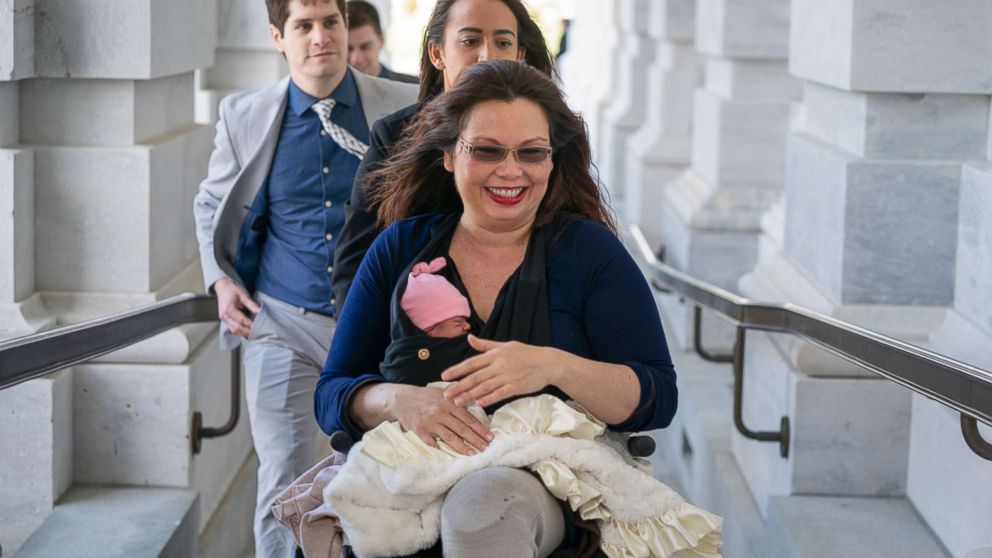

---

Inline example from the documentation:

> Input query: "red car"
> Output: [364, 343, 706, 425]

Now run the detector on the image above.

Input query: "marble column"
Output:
[658, 0, 797, 350]
[622, 0, 702, 251]
[557, 0, 593, 107]
[0, 6, 64, 552]
[0, 0, 52, 337]
[737, 3, 992, 551]
[196, 0, 287, 124]
[0, 1, 253, 555]
[914, 118, 992, 555]
[559, 0, 618, 154]
[596, 0, 654, 203]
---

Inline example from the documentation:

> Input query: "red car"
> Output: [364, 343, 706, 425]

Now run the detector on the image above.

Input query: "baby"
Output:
[378, 257, 476, 386]
[400, 257, 471, 338]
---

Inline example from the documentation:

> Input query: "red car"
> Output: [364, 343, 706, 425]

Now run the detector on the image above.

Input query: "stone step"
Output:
[656, 409, 954, 558]
[15, 485, 198, 558]
[197, 452, 257, 558]
[647, 311, 955, 558]
[765, 495, 952, 558]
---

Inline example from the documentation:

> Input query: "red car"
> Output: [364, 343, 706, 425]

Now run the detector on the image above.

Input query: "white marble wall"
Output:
[0, 0, 35, 80]
[196, 0, 287, 123]
[622, 0, 701, 251]
[32, 0, 213, 79]
[73, 330, 252, 532]
[916, 162, 992, 557]
[0, 371, 72, 554]
[562, 0, 619, 164]
[558, 0, 613, 121]
[736, 0, 992, 554]
[596, 0, 653, 202]
[0, 3, 51, 335]
[658, 0, 796, 351]
[0, 122, 31, 305]
[566, 0, 992, 555]
[0, 1, 255, 555]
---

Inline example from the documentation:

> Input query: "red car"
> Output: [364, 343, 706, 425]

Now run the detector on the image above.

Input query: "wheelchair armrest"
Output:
[627, 435, 655, 457]
[330, 430, 355, 454]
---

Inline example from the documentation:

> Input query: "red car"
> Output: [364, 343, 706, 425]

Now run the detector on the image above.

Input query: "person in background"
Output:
[347, 0, 419, 83]
[555, 18, 570, 64]
[192, 0, 416, 555]
[333, 0, 556, 313]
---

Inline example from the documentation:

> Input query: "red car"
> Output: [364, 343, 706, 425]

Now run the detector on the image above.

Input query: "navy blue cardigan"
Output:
[315, 213, 678, 438]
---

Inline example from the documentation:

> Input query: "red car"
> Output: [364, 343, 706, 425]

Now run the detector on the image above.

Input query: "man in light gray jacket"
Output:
[193, 0, 415, 555]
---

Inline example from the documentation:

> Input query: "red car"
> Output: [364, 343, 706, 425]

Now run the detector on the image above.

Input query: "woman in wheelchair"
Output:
[314, 60, 716, 558]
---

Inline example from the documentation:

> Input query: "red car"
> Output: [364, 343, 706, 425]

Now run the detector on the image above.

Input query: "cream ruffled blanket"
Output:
[324, 392, 723, 558]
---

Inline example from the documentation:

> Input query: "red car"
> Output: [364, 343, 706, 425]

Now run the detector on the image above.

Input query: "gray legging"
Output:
[440, 467, 566, 558]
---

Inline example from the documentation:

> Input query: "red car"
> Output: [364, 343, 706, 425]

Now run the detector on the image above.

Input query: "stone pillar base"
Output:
[0, 293, 57, 339]
[0, 370, 72, 556]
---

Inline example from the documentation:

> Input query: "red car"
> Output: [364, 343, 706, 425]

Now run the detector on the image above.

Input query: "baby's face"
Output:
[425, 316, 471, 338]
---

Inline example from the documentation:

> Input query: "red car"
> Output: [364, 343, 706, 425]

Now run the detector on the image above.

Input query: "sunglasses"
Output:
[458, 138, 553, 164]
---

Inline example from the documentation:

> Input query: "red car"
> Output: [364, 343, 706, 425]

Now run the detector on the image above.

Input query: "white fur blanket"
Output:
[324, 394, 722, 558]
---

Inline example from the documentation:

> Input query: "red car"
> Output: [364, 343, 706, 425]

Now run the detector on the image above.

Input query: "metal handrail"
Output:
[4, 235, 991, 461]
[0, 294, 239, 454]
[627, 225, 992, 461]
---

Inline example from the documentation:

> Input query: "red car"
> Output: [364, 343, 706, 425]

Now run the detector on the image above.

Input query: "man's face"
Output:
[348, 24, 384, 76]
[270, 0, 348, 88]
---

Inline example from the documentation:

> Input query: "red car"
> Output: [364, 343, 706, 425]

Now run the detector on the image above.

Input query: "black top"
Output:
[332, 102, 424, 314]
[379, 215, 559, 410]
[379, 64, 420, 84]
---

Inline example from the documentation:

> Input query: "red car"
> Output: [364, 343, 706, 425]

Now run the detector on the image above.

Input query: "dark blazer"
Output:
[380, 64, 419, 84]
[332, 102, 423, 312]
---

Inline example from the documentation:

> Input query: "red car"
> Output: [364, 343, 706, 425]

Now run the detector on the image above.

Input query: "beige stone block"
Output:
[704, 58, 799, 101]
[648, 0, 695, 42]
[200, 48, 288, 92]
[33, 124, 211, 293]
[691, 89, 791, 190]
[790, 0, 992, 93]
[217, 0, 274, 49]
[34, 0, 215, 79]
[20, 74, 195, 146]
[783, 133, 960, 306]
[0, 370, 72, 556]
[695, 0, 790, 59]
[0, 148, 33, 304]
[0, 0, 35, 81]
[0, 80, 17, 145]
[72, 331, 252, 534]
[956, 164, 992, 331]
[803, 82, 990, 160]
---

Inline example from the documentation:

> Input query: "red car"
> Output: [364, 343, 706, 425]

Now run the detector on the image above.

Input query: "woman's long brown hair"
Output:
[370, 60, 616, 235]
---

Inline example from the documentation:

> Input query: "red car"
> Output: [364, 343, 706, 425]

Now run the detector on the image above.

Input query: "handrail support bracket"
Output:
[732, 326, 790, 459]
[191, 346, 242, 455]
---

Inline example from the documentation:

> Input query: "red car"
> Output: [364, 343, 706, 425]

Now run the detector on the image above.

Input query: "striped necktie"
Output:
[311, 98, 368, 160]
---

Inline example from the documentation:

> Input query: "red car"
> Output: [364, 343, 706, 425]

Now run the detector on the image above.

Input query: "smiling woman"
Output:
[368, 60, 612, 234]
[444, 98, 553, 238]
[315, 60, 681, 557]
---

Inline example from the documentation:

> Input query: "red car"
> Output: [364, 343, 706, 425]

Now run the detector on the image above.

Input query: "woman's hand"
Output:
[389, 384, 493, 455]
[441, 335, 569, 408]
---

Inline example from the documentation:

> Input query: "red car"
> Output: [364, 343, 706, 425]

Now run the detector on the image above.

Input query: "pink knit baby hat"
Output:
[401, 257, 471, 331]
